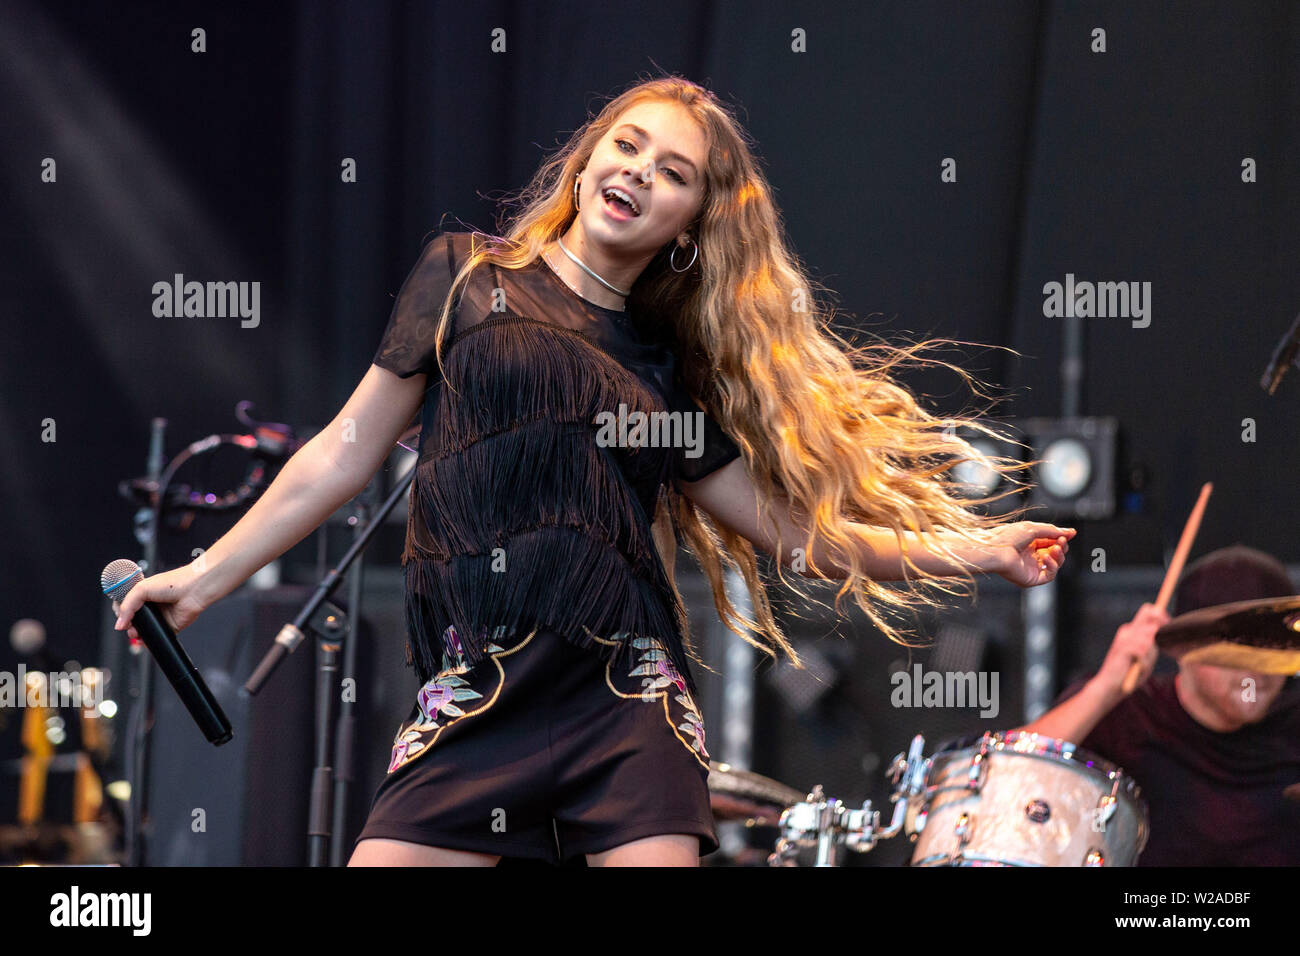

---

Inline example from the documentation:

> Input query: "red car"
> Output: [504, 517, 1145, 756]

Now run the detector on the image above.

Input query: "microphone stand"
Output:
[328, 478, 376, 866]
[125, 417, 167, 867]
[243, 459, 416, 866]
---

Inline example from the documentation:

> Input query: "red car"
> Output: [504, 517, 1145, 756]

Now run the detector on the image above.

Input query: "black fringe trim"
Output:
[396, 315, 699, 696]
[404, 421, 651, 566]
[401, 526, 698, 697]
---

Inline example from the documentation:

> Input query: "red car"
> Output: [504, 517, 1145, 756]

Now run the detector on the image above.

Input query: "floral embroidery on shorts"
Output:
[597, 632, 709, 769]
[386, 624, 526, 775]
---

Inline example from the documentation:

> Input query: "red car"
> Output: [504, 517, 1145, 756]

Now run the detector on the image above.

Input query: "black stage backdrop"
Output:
[2, 0, 1298, 751]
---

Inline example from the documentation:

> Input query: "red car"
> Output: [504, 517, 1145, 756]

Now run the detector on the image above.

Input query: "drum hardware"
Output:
[890, 733, 931, 796]
[1025, 799, 1050, 823]
[766, 735, 930, 866]
[916, 739, 990, 811]
[950, 812, 973, 865]
[969, 734, 989, 789]
[1097, 790, 1119, 826]
[767, 785, 889, 867]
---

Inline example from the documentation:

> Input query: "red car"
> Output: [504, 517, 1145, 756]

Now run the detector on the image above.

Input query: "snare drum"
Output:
[907, 731, 1149, 866]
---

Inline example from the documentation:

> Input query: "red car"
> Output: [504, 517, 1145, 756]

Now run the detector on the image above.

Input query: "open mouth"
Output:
[601, 186, 640, 219]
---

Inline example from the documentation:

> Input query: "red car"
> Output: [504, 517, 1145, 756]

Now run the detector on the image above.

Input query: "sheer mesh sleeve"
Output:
[667, 372, 742, 484]
[372, 232, 461, 379]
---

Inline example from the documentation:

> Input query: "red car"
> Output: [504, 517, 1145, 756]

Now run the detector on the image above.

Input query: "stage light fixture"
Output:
[1021, 417, 1117, 520]
[1039, 437, 1092, 499]
[944, 422, 1025, 517]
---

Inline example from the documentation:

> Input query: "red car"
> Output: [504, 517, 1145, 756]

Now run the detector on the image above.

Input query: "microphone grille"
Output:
[101, 558, 144, 600]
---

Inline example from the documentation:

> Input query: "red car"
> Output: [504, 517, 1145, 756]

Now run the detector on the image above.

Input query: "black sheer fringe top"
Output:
[372, 231, 741, 695]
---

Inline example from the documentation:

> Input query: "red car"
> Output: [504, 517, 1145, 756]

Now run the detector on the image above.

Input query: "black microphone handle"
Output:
[134, 602, 233, 746]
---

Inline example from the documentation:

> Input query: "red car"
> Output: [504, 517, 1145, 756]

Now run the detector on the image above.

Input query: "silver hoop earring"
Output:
[573, 174, 582, 211]
[669, 237, 699, 273]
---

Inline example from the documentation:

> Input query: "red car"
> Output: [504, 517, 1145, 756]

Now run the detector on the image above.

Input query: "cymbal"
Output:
[706, 762, 805, 825]
[1156, 595, 1300, 674]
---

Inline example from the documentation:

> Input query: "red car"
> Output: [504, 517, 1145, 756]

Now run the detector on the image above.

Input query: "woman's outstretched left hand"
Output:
[988, 521, 1076, 588]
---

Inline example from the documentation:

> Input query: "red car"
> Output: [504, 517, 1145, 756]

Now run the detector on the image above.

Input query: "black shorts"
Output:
[353, 624, 719, 864]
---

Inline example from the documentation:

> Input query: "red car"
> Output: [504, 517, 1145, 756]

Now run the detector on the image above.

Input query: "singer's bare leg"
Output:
[348, 838, 499, 866]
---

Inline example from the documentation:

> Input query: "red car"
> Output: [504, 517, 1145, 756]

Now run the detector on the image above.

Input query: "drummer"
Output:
[1009, 544, 1300, 865]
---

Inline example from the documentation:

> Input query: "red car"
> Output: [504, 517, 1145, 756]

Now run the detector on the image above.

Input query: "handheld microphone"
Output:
[100, 559, 233, 746]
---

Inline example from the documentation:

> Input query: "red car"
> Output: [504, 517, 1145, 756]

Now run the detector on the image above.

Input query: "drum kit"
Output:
[708, 590, 1300, 867]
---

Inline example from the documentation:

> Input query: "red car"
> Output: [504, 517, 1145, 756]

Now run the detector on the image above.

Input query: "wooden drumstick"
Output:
[1121, 481, 1213, 693]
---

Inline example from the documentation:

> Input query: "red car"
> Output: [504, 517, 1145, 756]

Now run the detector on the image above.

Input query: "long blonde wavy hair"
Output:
[422, 75, 1032, 670]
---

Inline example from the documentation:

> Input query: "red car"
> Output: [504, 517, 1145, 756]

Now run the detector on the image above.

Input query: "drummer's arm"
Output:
[1008, 603, 1166, 743]
[1009, 677, 1125, 743]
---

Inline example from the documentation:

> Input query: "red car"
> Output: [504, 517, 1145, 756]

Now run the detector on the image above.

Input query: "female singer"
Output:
[113, 76, 1073, 867]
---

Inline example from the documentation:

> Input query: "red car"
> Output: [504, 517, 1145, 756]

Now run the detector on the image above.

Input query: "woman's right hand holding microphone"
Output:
[112, 562, 211, 642]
